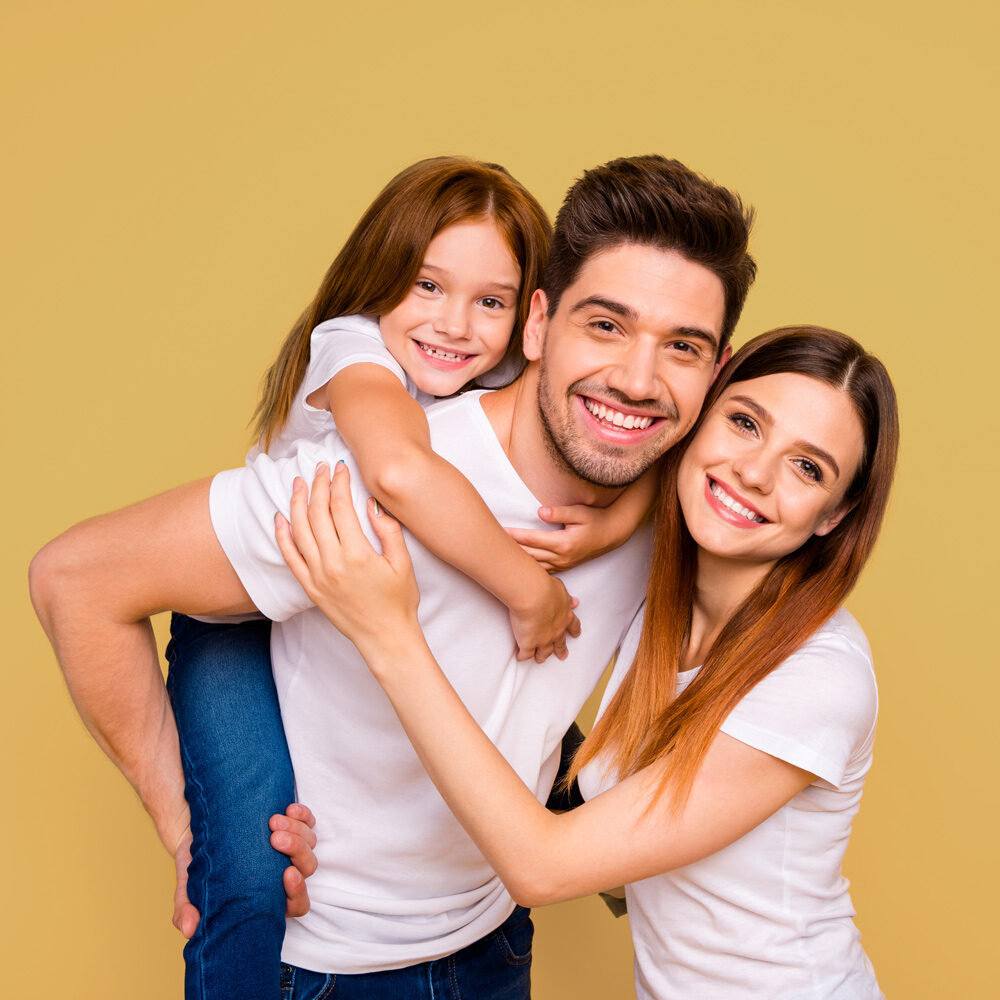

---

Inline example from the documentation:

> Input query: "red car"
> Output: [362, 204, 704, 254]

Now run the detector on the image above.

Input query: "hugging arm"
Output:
[323, 364, 580, 661]
[277, 465, 815, 906]
[28, 478, 315, 930]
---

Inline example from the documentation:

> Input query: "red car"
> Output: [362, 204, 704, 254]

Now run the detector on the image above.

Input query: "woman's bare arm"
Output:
[277, 464, 814, 906]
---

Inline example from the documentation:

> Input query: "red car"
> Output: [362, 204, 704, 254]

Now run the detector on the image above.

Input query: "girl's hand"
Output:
[507, 504, 620, 572]
[275, 462, 420, 650]
[508, 576, 581, 663]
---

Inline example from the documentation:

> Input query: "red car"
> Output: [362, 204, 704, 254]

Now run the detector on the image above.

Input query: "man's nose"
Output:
[606, 339, 659, 403]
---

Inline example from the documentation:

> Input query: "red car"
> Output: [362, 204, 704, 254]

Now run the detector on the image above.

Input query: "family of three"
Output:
[31, 153, 897, 999]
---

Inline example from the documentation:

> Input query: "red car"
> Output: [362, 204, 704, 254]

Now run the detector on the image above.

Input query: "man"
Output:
[30, 155, 755, 997]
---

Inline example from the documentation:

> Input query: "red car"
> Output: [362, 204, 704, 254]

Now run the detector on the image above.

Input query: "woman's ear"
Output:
[521, 289, 549, 362]
[813, 500, 855, 537]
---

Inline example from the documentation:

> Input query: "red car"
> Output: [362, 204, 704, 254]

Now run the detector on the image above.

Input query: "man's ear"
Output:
[521, 289, 549, 362]
[711, 344, 732, 383]
[813, 500, 855, 538]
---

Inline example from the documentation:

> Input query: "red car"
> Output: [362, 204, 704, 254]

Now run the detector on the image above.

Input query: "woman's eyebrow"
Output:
[728, 394, 841, 476]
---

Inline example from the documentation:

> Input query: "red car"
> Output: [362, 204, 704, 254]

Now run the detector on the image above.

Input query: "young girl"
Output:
[279, 326, 899, 999]
[167, 156, 655, 1000]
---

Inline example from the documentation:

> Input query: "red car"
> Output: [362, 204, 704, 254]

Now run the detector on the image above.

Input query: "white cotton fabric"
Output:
[210, 390, 652, 973]
[578, 606, 884, 1000]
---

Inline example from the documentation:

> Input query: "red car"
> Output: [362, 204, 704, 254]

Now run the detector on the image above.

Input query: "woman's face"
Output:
[677, 372, 865, 569]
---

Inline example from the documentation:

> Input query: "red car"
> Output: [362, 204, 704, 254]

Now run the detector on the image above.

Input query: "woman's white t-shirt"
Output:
[578, 606, 884, 1000]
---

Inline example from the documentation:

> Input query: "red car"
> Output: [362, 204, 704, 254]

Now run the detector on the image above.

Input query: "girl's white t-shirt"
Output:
[578, 606, 884, 1000]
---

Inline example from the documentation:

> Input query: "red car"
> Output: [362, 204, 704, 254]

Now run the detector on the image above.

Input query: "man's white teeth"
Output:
[418, 342, 470, 362]
[709, 480, 766, 523]
[584, 399, 653, 430]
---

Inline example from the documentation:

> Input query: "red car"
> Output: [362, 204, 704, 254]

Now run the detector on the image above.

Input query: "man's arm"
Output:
[28, 477, 254, 854]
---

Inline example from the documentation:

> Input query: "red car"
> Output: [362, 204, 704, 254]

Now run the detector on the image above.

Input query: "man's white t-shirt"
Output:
[210, 389, 652, 974]
[579, 606, 883, 1000]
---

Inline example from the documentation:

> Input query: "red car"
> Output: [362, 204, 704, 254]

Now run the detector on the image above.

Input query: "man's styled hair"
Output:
[542, 155, 756, 352]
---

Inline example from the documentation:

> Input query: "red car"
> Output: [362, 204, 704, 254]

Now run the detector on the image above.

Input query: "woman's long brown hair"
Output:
[569, 326, 899, 808]
[252, 156, 551, 450]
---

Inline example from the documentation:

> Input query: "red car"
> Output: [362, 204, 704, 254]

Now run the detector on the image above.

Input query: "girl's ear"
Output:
[521, 289, 549, 362]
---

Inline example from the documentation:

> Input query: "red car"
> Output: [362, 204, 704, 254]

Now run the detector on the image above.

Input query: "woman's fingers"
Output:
[287, 475, 322, 568]
[366, 498, 414, 576]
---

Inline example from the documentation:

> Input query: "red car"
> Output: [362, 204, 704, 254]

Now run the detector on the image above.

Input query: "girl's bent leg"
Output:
[167, 613, 295, 1000]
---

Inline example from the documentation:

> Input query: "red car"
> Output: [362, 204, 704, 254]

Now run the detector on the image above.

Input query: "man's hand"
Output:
[171, 803, 318, 938]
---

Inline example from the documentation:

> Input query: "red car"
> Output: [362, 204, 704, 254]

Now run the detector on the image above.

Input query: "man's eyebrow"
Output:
[571, 295, 719, 350]
[570, 295, 640, 322]
[421, 262, 519, 295]
[729, 394, 842, 478]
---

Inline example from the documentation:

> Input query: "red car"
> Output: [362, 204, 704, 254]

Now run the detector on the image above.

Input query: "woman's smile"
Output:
[678, 372, 865, 567]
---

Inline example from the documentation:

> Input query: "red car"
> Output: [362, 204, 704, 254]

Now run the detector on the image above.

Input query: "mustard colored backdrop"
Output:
[4, 1, 995, 995]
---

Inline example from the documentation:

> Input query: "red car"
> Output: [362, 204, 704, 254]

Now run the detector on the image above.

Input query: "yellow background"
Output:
[4, 1, 996, 995]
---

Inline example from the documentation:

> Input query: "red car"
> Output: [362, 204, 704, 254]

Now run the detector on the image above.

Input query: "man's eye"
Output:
[673, 341, 692, 352]
[593, 320, 617, 333]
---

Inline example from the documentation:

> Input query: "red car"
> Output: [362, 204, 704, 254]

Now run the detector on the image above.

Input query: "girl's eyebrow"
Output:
[728, 393, 841, 478]
[420, 262, 519, 294]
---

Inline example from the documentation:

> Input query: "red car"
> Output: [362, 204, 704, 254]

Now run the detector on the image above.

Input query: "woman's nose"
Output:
[731, 448, 775, 494]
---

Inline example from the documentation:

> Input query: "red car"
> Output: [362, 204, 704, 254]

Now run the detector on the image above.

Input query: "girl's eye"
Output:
[795, 458, 823, 482]
[728, 412, 758, 435]
[480, 297, 504, 310]
[416, 280, 439, 294]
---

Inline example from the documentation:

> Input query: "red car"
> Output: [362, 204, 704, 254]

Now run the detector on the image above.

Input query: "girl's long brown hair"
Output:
[252, 156, 552, 450]
[569, 326, 899, 807]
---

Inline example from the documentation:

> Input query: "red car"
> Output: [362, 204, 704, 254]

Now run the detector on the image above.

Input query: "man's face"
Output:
[524, 243, 729, 488]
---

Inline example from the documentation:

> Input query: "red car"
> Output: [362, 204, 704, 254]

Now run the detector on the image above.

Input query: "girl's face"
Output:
[379, 217, 522, 397]
[677, 372, 865, 570]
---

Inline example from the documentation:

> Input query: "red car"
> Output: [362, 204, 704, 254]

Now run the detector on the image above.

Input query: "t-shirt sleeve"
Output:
[209, 437, 376, 622]
[303, 317, 409, 398]
[719, 614, 878, 788]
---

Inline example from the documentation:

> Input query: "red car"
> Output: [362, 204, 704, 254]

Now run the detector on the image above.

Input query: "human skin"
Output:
[28, 239, 728, 928]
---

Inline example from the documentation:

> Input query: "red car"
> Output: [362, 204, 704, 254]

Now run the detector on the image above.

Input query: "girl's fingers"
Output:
[537, 504, 589, 526]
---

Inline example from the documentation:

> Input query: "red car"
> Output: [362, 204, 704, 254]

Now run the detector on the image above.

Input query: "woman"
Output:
[277, 325, 899, 998]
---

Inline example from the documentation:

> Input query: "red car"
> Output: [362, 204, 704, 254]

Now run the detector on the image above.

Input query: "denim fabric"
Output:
[279, 906, 533, 999]
[167, 612, 296, 1000]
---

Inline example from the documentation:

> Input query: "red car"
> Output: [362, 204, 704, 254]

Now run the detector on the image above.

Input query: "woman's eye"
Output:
[416, 280, 439, 293]
[795, 459, 823, 482]
[728, 412, 758, 434]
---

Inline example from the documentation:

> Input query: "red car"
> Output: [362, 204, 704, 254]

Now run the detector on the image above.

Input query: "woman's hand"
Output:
[275, 461, 420, 652]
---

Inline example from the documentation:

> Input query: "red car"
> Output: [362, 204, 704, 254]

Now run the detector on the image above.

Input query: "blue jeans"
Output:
[279, 906, 534, 999]
[166, 612, 296, 1000]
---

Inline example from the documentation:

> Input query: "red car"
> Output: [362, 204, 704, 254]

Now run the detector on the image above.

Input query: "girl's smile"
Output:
[379, 218, 522, 397]
[678, 372, 865, 569]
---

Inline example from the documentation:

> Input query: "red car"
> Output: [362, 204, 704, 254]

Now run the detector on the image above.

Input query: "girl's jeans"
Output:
[166, 612, 295, 1000]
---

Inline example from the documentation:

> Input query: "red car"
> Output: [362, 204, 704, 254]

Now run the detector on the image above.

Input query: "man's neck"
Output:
[481, 367, 625, 509]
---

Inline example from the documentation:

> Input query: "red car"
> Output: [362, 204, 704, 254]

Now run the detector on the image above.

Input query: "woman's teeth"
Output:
[709, 480, 767, 523]
[418, 342, 471, 362]
[584, 398, 653, 430]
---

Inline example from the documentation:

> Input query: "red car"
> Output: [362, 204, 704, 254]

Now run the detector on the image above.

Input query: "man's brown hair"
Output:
[542, 155, 756, 352]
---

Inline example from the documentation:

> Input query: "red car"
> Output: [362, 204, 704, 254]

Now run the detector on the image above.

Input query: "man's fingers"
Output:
[283, 865, 310, 918]
[285, 801, 316, 828]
